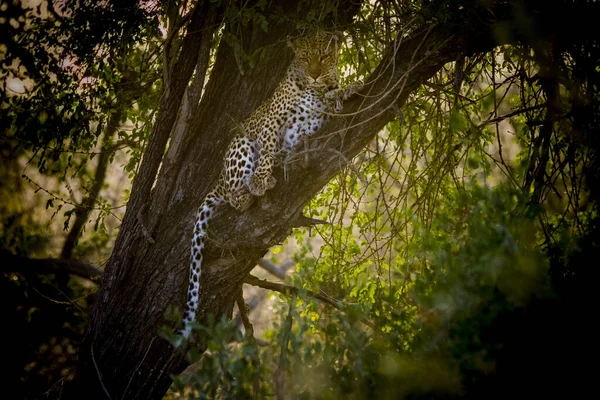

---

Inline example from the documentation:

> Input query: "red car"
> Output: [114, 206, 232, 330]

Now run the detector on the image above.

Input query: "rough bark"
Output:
[67, 1, 600, 399]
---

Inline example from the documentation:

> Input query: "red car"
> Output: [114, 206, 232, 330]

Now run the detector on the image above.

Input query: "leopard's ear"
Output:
[287, 35, 295, 53]
[288, 27, 309, 53]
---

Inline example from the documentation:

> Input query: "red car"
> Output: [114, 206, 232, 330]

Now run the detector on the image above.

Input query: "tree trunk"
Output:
[66, 1, 600, 399]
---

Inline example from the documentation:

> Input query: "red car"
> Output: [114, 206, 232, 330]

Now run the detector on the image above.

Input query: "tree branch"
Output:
[478, 104, 547, 127]
[112, 1, 218, 248]
[61, 108, 122, 259]
[275, 293, 294, 400]
[245, 275, 376, 329]
[1, 250, 102, 281]
[149, 6, 220, 226]
[256, 259, 294, 280]
[291, 215, 332, 229]
[245, 274, 340, 308]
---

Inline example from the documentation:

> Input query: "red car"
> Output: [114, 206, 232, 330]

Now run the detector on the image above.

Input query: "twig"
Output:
[292, 215, 332, 229]
[33, 281, 85, 314]
[388, 102, 404, 121]
[285, 147, 368, 185]
[478, 103, 547, 127]
[233, 49, 245, 76]
[326, 147, 369, 184]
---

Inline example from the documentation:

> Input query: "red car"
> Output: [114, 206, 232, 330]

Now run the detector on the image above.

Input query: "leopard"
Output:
[179, 31, 358, 341]
[242, 31, 345, 196]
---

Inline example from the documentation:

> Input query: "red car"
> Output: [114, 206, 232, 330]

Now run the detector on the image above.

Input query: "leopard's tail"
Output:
[180, 189, 224, 339]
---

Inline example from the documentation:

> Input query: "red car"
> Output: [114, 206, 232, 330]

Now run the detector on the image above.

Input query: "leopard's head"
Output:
[289, 31, 343, 91]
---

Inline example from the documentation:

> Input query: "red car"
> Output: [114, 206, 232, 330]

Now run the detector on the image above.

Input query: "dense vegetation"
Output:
[1, 0, 598, 399]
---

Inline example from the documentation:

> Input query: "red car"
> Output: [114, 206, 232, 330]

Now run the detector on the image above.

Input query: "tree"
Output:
[2, 0, 599, 399]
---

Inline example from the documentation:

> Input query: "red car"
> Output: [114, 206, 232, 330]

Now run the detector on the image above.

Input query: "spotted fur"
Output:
[279, 81, 364, 157]
[180, 135, 258, 339]
[179, 31, 347, 340]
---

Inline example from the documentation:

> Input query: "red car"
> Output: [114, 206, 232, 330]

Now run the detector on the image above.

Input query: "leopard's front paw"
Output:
[245, 175, 262, 196]
[344, 80, 364, 99]
[230, 189, 255, 212]
[266, 175, 277, 190]
[246, 175, 277, 196]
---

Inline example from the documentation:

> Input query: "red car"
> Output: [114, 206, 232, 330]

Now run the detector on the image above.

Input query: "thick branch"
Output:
[148, 6, 220, 228]
[256, 259, 294, 280]
[1, 250, 102, 281]
[112, 1, 216, 243]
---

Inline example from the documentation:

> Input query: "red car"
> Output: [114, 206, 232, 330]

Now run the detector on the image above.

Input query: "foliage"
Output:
[1, 0, 165, 264]
[166, 316, 267, 399]
[1, 2, 162, 397]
